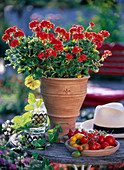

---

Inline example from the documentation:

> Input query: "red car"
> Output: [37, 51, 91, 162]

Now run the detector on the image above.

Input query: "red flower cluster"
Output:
[54, 26, 70, 41]
[29, 21, 39, 29]
[72, 46, 82, 53]
[40, 20, 54, 29]
[14, 29, 25, 38]
[2, 26, 17, 42]
[2, 26, 25, 47]
[69, 25, 84, 34]
[73, 33, 84, 40]
[103, 50, 112, 59]
[38, 48, 57, 59]
[78, 54, 87, 62]
[89, 22, 95, 27]
[5, 26, 17, 34]
[2, 34, 12, 41]
[65, 53, 73, 60]
[69, 25, 84, 40]
[84, 30, 110, 49]
[9, 39, 20, 47]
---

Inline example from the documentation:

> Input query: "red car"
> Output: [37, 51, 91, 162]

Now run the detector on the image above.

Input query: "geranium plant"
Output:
[2, 20, 112, 80]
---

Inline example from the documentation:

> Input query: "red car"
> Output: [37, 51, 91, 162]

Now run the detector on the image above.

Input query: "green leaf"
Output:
[32, 152, 39, 160]
[28, 93, 36, 104]
[32, 138, 46, 147]
[32, 142, 41, 148]
[12, 112, 32, 130]
[47, 116, 50, 126]
[36, 99, 43, 108]
[25, 104, 34, 111]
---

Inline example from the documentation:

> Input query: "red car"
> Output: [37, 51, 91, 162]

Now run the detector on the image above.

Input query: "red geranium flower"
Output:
[32, 26, 41, 32]
[65, 53, 73, 60]
[5, 26, 17, 34]
[9, 39, 20, 47]
[103, 50, 112, 58]
[38, 52, 44, 59]
[36, 31, 47, 40]
[2, 34, 12, 41]
[78, 54, 87, 62]
[54, 26, 61, 33]
[14, 29, 25, 38]
[73, 33, 84, 40]
[40, 20, 54, 29]
[89, 22, 95, 27]
[72, 46, 82, 53]
[29, 21, 39, 29]
[99, 30, 110, 37]
[54, 44, 63, 51]
[69, 25, 84, 34]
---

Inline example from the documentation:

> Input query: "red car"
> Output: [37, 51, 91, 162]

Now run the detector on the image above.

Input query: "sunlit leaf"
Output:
[25, 104, 34, 111]
[47, 116, 50, 125]
[28, 93, 36, 104]
[12, 112, 32, 130]
[35, 99, 43, 108]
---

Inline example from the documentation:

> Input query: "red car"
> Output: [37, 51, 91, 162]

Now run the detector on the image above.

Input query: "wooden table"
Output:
[28, 138, 124, 166]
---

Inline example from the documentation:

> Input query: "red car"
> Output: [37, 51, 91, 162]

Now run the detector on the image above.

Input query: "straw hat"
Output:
[81, 102, 124, 138]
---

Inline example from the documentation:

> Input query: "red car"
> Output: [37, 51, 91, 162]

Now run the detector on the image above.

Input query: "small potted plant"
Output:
[2, 20, 112, 137]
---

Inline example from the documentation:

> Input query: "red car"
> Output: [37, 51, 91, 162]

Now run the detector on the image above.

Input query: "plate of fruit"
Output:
[65, 129, 120, 157]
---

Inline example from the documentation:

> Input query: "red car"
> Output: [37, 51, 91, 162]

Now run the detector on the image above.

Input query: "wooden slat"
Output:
[102, 65, 124, 69]
[98, 70, 124, 75]
[100, 53, 124, 57]
[103, 59, 124, 63]
[100, 43, 124, 51]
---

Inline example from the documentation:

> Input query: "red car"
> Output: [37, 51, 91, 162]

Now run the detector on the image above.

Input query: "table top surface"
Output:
[28, 138, 124, 165]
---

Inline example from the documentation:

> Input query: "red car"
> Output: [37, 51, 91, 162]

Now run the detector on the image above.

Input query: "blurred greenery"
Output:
[0, 74, 30, 115]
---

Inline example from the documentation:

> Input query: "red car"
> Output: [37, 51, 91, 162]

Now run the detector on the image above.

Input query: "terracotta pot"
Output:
[40, 76, 90, 139]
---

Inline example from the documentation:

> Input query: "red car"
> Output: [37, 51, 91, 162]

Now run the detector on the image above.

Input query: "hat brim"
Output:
[81, 119, 124, 138]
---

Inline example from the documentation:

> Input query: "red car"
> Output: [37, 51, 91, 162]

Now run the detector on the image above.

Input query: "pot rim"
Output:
[41, 75, 90, 81]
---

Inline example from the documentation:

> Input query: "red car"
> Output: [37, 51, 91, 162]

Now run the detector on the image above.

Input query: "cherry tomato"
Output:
[88, 132, 94, 139]
[96, 142, 101, 150]
[67, 129, 74, 139]
[72, 151, 81, 157]
[89, 144, 97, 150]
[105, 135, 116, 146]
[101, 142, 109, 149]
[88, 138, 97, 145]
[74, 129, 81, 134]
[98, 135, 105, 144]
[94, 136, 98, 142]
[94, 130, 99, 135]
[80, 136, 88, 144]
[81, 130, 88, 136]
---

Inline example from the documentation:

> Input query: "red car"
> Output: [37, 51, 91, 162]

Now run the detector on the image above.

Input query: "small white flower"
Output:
[6, 120, 10, 124]
[21, 156, 24, 159]
[7, 128, 11, 132]
[2, 124, 6, 129]
[18, 135, 22, 139]
[4, 132, 7, 135]
[24, 152, 27, 156]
